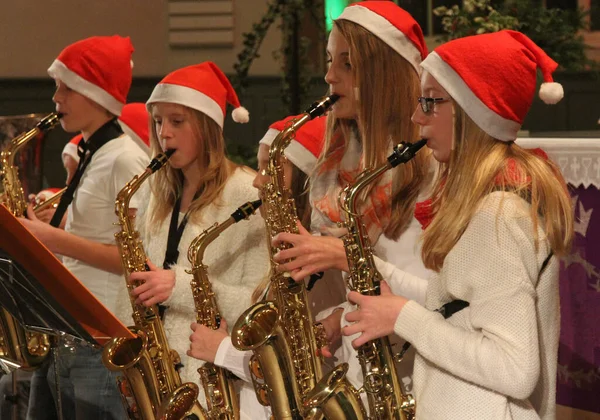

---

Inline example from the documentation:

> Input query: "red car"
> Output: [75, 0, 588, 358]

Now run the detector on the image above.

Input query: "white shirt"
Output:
[62, 134, 149, 320]
[215, 337, 271, 420]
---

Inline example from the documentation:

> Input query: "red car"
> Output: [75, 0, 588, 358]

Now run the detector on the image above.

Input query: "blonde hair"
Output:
[314, 19, 430, 239]
[147, 106, 235, 227]
[421, 105, 574, 272]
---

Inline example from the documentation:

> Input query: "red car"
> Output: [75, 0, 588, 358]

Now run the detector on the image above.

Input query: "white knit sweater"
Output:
[394, 192, 559, 420]
[116, 167, 270, 396]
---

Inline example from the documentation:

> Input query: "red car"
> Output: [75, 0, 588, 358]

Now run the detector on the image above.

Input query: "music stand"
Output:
[0, 204, 134, 345]
[0, 204, 135, 419]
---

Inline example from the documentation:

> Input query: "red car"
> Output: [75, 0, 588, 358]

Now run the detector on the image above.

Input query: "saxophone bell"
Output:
[232, 301, 303, 418]
[304, 364, 366, 420]
[157, 382, 203, 420]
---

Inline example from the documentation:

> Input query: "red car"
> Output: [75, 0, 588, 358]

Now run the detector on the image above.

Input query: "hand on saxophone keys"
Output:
[316, 307, 344, 358]
[129, 259, 175, 306]
[187, 319, 228, 363]
[342, 280, 409, 349]
[272, 220, 349, 281]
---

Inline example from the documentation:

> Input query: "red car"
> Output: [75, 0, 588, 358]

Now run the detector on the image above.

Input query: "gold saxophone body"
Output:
[231, 95, 365, 420]
[101, 150, 207, 420]
[183, 199, 262, 420]
[331, 140, 427, 420]
[0, 112, 61, 369]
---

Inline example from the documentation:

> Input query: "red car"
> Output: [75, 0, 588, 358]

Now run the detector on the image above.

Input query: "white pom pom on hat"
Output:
[232, 106, 250, 123]
[539, 82, 564, 104]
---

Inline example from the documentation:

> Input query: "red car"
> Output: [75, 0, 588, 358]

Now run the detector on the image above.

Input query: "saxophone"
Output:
[179, 199, 262, 420]
[332, 140, 427, 420]
[101, 150, 207, 420]
[0, 112, 61, 369]
[231, 95, 365, 420]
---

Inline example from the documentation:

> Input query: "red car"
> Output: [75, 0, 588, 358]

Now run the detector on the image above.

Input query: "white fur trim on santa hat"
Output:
[338, 6, 422, 75]
[48, 60, 124, 116]
[118, 121, 151, 157]
[422, 52, 521, 142]
[62, 142, 79, 163]
[232, 106, 249, 123]
[147, 83, 224, 128]
[259, 129, 316, 175]
[539, 82, 564, 105]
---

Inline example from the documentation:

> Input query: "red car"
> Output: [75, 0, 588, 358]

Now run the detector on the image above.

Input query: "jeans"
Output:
[26, 359, 56, 420]
[43, 343, 125, 420]
[0, 370, 31, 420]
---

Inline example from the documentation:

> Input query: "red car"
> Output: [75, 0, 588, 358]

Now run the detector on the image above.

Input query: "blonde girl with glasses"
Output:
[343, 30, 574, 419]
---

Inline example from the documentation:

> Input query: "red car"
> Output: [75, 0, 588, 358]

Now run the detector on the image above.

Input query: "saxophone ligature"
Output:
[101, 149, 207, 420]
[322, 140, 427, 420]
[231, 95, 365, 420]
[176, 199, 262, 420]
[0, 112, 61, 370]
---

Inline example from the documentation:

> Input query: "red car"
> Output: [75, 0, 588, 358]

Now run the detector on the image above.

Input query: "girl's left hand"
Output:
[342, 281, 408, 348]
[187, 319, 229, 363]
[131, 260, 175, 306]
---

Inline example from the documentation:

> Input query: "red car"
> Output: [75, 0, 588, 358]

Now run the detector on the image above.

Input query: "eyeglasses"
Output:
[417, 96, 450, 114]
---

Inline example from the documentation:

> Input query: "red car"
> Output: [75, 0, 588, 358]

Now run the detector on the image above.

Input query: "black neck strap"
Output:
[50, 119, 123, 227]
[163, 192, 199, 269]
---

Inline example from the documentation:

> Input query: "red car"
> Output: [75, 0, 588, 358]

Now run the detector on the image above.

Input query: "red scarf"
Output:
[414, 148, 549, 230]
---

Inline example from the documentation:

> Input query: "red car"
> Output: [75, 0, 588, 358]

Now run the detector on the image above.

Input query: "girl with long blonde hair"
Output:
[118, 62, 270, 415]
[344, 31, 573, 419]
[272, 1, 434, 395]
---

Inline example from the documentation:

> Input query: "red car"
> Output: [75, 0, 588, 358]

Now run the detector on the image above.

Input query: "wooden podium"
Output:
[0, 203, 134, 345]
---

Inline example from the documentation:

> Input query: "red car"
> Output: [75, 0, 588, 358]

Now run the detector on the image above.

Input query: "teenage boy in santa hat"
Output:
[32, 102, 151, 229]
[21, 35, 149, 420]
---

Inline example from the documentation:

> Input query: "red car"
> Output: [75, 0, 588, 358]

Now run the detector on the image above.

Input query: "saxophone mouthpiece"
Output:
[148, 149, 175, 173]
[38, 112, 63, 131]
[307, 94, 340, 119]
[231, 199, 262, 223]
[388, 139, 427, 168]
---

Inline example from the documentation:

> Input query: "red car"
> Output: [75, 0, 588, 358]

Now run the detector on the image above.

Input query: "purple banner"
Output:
[557, 185, 600, 413]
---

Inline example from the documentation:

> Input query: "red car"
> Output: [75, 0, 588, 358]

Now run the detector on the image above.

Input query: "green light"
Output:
[325, 0, 347, 32]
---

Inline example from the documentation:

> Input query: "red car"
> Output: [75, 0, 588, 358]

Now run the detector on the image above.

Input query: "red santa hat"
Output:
[421, 30, 564, 142]
[337, 1, 428, 75]
[47, 35, 134, 116]
[146, 61, 248, 128]
[118, 103, 151, 156]
[259, 115, 326, 175]
[62, 134, 83, 164]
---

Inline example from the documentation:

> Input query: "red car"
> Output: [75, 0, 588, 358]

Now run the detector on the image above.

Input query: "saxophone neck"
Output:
[188, 199, 261, 267]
